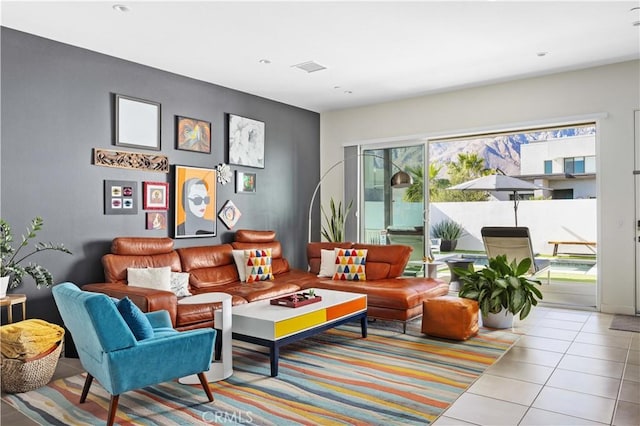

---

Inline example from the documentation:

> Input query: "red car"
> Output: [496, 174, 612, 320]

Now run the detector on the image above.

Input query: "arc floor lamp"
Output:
[307, 153, 413, 243]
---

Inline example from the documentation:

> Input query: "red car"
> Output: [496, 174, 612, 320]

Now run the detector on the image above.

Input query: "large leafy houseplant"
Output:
[456, 254, 543, 321]
[0, 217, 72, 290]
[321, 198, 353, 242]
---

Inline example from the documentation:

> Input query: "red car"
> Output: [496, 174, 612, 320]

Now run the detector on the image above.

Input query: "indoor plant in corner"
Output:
[0, 217, 72, 297]
[430, 219, 464, 252]
[321, 198, 353, 242]
[455, 254, 543, 328]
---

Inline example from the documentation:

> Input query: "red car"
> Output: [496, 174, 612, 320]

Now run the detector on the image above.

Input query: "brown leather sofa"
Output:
[83, 230, 448, 331]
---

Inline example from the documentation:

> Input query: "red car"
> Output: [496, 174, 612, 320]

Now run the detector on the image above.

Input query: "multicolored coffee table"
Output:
[228, 288, 367, 376]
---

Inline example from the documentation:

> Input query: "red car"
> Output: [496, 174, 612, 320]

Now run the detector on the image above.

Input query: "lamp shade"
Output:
[390, 171, 413, 188]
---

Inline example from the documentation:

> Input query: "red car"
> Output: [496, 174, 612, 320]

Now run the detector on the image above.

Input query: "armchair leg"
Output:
[198, 372, 214, 402]
[80, 374, 94, 403]
[107, 395, 119, 426]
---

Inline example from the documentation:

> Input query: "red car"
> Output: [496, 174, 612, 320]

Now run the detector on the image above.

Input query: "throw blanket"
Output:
[0, 319, 64, 360]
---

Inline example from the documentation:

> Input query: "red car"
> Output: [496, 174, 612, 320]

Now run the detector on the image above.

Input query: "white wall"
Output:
[321, 60, 639, 315]
[431, 199, 597, 255]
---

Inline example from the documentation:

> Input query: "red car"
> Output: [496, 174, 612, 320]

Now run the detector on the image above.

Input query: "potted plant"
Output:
[321, 198, 353, 242]
[430, 219, 464, 252]
[455, 254, 543, 328]
[0, 217, 72, 297]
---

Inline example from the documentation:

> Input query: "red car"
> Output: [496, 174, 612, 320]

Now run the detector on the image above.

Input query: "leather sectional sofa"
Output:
[82, 230, 448, 331]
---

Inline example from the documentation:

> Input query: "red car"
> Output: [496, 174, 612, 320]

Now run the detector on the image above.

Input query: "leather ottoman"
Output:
[421, 296, 479, 340]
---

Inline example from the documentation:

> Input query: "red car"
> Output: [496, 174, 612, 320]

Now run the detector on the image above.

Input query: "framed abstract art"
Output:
[228, 114, 265, 168]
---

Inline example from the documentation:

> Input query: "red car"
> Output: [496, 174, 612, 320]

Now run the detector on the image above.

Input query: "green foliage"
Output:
[436, 153, 494, 202]
[0, 217, 72, 289]
[456, 255, 543, 320]
[402, 165, 424, 202]
[321, 198, 353, 242]
[430, 219, 464, 240]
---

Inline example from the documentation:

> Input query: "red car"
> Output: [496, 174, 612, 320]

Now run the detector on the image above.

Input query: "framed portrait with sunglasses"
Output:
[174, 165, 216, 238]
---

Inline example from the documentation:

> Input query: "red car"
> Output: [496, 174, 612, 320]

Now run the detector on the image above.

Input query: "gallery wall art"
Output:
[228, 114, 265, 169]
[176, 116, 211, 153]
[104, 180, 137, 215]
[174, 165, 216, 238]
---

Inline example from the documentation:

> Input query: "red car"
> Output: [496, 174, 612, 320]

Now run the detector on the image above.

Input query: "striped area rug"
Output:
[3, 324, 518, 425]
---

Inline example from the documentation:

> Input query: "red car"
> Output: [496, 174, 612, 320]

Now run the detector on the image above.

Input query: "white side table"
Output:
[178, 292, 233, 383]
[423, 261, 444, 279]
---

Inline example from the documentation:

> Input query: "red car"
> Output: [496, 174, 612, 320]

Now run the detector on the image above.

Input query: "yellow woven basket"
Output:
[1, 342, 63, 393]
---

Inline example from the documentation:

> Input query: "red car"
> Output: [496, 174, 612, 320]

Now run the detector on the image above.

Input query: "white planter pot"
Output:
[0, 276, 9, 298]
[482, 310, 514, 329]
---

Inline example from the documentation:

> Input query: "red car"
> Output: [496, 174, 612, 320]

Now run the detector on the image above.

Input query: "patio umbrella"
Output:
[447, 174, 548, 226]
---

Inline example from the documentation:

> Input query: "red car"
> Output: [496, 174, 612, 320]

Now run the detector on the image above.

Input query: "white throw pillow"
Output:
[170, 272, 192, 297]
[232, 249, 249, 282]
[318, 249, 337, 277]
[127, 266, 171, 291]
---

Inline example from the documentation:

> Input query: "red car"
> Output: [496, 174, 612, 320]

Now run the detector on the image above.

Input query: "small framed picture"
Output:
[143, 181, 169, 210]
[218, 200, 242, 229]
[115, 94, 161, 151]
[235, 171, 256, 193]
[176, 116, 211, 153]
[104, 180, 137, 215]
[146, 212, 167, 230]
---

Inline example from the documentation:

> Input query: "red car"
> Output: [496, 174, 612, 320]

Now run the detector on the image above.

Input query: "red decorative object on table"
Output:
[270, 293, 322, 308]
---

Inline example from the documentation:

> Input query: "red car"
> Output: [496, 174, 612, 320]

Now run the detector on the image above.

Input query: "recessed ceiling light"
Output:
[258, 59, 271, 64]
[112, 4, 130, 12]
[333, 86, 341, 89]
[633, 21, 640, 27]
[536, 52, 548, 57]
[344, 90, 353, 95]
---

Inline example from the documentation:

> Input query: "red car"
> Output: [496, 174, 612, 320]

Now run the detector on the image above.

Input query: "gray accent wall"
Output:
[0, 28, 320, 325]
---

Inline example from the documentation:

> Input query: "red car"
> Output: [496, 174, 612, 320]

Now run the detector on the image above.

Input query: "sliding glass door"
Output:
[361, 145, 425, 270]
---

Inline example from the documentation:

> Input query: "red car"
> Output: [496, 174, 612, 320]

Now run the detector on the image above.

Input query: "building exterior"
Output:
[520, 134, 596, 199]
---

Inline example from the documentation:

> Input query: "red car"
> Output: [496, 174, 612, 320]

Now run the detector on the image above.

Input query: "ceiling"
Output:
[2, 1, 639, 113]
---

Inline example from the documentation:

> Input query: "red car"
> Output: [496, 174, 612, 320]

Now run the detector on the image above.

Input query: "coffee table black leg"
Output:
[360, 315, 368, 338]
[270, 343, 279, 377]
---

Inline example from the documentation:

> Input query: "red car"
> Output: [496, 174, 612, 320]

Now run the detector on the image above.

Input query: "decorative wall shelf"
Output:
[93, 148, 169, 173]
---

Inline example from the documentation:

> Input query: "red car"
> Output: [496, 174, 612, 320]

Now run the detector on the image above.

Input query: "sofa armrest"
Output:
[82, 283, 178, 327]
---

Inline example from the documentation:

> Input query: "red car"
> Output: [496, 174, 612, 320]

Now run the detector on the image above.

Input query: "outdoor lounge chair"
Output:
[481, 226, 550, 284]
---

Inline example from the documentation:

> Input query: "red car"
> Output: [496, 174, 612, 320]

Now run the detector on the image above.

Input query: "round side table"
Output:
[178, 292, 233, 384]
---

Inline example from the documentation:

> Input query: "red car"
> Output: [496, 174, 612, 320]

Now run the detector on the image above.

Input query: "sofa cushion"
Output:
[170, 272, 192, 297]
[307, 242, 355, 275]
[127, 267, 172, 291]
[177, 244, 240, 290]
[232, 237, 290, 275]
[317, 249, 336, 277]
[117, 297, 154, 340]
[352, 244, 412, 279]
[333, 248, 367, 281]
[244, 249, 273, 282]
[231, 249, 249, 281]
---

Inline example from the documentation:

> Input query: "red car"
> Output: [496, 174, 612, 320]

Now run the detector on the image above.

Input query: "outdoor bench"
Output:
[548, 240, 596, 256]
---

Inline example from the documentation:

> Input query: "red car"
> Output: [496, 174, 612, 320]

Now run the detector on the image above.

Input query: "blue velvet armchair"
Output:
[52, 282, 216, 426]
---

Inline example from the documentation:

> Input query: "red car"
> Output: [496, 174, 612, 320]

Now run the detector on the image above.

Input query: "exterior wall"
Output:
[431, 199, 597, 255]
[521, 135, 596, 174]
[321, 60, 640, 315]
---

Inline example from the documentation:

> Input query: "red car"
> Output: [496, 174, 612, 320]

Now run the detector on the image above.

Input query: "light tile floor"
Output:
[1, 306, 638, 425]
[435, 306, 640, 426]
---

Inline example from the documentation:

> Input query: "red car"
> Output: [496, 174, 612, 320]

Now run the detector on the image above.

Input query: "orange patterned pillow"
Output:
[333, 248, 367, 281]
[244, 249, 274, 283]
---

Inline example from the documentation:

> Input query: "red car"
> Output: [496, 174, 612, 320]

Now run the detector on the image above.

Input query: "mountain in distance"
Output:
[395, 126, 596, 179]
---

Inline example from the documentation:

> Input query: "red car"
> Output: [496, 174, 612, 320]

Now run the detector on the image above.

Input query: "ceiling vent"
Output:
[292, 61, 327, 73]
